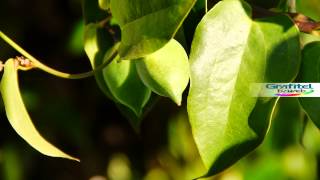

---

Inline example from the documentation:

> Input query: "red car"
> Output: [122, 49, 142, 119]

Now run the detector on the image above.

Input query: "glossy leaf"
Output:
[0, 59, 79, 161]
[298, 42, 320, 129]
[188, 0, 266, 175]
[187, 0, 300, 176]
[103, 56, 151, 116]
[136, 39, 189, 105]
[110, 0, 196, 59]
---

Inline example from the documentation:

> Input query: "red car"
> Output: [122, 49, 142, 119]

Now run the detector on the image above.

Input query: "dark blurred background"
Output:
[0, 0, 195, 179]
[0, 0, 320, 180]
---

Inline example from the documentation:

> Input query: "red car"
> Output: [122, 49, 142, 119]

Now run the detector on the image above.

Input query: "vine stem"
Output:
[288, 0, 296, 13]
[0, 31, 117, 79]
[205, 0, 208, 13]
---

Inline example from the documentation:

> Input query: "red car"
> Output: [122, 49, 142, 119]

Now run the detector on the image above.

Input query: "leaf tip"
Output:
[171, 94, 182, 106]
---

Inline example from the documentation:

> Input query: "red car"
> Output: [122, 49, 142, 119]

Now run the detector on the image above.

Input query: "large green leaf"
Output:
[298, 42, 320, 129]
[103, 56, 151, 116]
[188, 0, 266, 175]
[136, 39, 189, 105]
[187, 0, 300, 176]
[110, 0, 196, 59]
[0, 59, 79, 161]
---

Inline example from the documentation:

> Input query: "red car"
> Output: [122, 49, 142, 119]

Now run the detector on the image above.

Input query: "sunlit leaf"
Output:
[298, 42, 320, 129]
[103, 56, 151, 116]
[187, 0, 300, 176]
[188, 0, 266, 175]
[136, 39, 189, 105]
[110, 0, 196, 59]
[0, 59, 79, 161]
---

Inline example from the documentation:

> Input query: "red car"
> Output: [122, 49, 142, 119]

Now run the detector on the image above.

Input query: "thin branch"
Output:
[0, 31, 118, 79]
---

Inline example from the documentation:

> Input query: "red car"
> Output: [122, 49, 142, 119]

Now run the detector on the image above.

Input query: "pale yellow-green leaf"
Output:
[136, 39, 189, 105]
[0, 59, 79, 161]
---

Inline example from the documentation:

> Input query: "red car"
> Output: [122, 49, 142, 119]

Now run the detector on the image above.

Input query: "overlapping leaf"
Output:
[84, 23, 116, 99]
[269, 98, 304, 150]
[187, 0, 300, 176]
[103, 56, 151, 117]
[298, 42, 320, 129]
[110, 0, 196, 59]
[188, 0, 265, 175]
[300, 32, 320, 47]
[0, 59, 79, 161]
[255, 15, 301, 83]
[82, 5, 154, 130]
[136, 39, 189, 105]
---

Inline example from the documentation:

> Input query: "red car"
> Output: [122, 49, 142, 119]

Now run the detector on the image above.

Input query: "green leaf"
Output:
[116, 93, 159, 131]
[187, 0, 300, 176]
[300, 32, 320, 47]
[255, 15, 301, 83]
[110, 0, 196, 59]
[84, 23, 115, 99]
[298, 42, 320, 129]
[99, 0, 110, 10]
[136, 39, 189, 105]
[0, 59, 79, 161]
[82, 5, 155, 129]
[84, 23, 155, 130]
[268, 98, 304, 150]
[103, 57, 151, 116]
[297, 0, 320, 21]
[188, 0, 266, 175]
